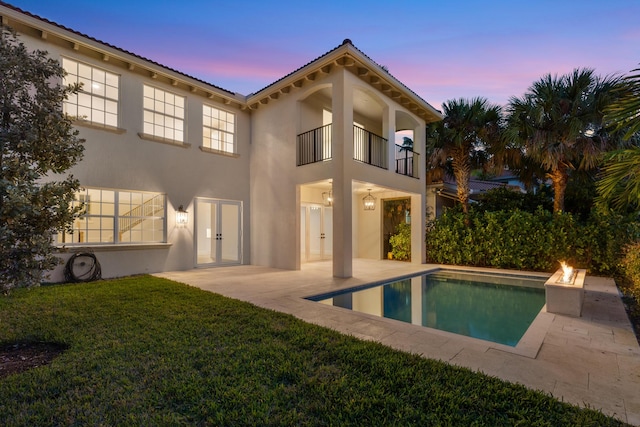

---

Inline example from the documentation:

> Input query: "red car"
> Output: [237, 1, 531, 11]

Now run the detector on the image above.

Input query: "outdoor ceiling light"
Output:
[322, 190, 333, 207]
[363, 190, 376, 210]
[176, 205, 188, 225]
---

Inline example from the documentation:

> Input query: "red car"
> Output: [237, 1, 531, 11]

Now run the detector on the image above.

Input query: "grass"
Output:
[0, 276, 626, 426]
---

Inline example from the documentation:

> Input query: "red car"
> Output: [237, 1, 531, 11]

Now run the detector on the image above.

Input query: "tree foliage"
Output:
[426, 97, 503, 219]
[596, 147, 640, 212]
[597, 64, 640, 212]
[605, 64, 640, 140]
[505, 69, 626, 213]
[0, 26, 84, 293]
[474, 187, 553, 214]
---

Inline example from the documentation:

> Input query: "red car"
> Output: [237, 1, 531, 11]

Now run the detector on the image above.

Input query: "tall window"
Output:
[62, 58, 119, 127]
[203, 105, 235, 153]
[58, 188, 166, 245]
[143, 85, 185, 143]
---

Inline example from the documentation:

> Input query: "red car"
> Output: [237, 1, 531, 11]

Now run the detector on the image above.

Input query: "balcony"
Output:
[297, 124, 332, 166]
[395, 144, 420, 179]
[297, 125, 417, 178]
[353, 125, 387, 169]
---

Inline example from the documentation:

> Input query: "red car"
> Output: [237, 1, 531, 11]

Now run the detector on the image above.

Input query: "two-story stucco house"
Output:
[0, 2, 442, 281]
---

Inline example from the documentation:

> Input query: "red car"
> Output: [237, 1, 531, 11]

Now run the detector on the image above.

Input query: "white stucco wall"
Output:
[249, 83, 302, 270]
[356, 195, 381, 259]
[8, 4, 435, 281]
[15, 28, 252, 280]
[251, 69, 428, 275]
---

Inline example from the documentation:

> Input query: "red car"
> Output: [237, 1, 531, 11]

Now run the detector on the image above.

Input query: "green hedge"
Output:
[425, 207, 638, 275]
[621, 242, 640, 300]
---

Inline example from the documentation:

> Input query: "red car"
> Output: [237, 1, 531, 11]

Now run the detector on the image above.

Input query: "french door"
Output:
[300, 204, 332, 262]
[195, 199, 242, 266]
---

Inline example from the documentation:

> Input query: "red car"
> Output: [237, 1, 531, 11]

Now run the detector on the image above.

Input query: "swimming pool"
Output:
[307, 269, 547, 347]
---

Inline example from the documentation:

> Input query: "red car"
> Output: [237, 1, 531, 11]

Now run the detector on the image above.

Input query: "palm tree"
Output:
[596, 148, 640, 212]
[605, 65, 640, 139]
[597, 64, 640, 211]
[427, 97, 503, 218]
[506, 68, 624, 213]
[400, 136, 413, 151]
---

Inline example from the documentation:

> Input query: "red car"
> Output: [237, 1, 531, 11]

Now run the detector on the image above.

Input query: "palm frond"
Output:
[596, 147, 640, 211]
[605, 66, 640, 139]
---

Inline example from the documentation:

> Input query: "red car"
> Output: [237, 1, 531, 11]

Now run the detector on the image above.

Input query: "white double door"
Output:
[301, 204, 332, 262]
[195, 199, 242, 266]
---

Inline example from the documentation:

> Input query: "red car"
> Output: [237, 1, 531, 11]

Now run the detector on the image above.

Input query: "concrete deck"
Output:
[155, 259, 640, 425]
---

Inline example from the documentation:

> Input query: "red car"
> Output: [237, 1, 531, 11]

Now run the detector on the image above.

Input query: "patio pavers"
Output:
[155, 260, 640, 425]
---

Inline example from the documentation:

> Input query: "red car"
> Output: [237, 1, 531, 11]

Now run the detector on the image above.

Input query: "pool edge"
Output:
[303, 265, 553, 359]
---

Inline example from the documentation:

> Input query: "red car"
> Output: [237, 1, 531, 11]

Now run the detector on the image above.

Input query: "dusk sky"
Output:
[8, 0, 640, 110]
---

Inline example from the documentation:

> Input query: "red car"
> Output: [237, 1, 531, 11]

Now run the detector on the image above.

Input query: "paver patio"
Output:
[155, 259, 640, 425]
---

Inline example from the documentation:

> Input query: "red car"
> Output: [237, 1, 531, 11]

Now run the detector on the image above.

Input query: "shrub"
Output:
[577, 211, 640, 276]
[389, 222, 411, 261]
[621, 242, 640, 301]
[475, 187, 553, 213]
[426, 207, 638, 275]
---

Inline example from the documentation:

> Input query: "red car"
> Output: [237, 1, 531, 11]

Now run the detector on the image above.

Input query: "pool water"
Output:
[309, 270, 547, 347]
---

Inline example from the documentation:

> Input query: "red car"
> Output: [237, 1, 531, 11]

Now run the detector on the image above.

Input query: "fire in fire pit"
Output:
[545, 262, 585, 317]
[559, 261, 575, 284]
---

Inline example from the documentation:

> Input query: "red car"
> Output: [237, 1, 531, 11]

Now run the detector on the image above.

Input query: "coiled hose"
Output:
[63, 251, 102, 283]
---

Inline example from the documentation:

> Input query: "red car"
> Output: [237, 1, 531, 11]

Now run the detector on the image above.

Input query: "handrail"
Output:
[297, 124, 332, 166]
[119, 194, 165, 234]
[297, 123, 392, 171]
[395, 144, 420, 178]
[353, 126, 387, 169]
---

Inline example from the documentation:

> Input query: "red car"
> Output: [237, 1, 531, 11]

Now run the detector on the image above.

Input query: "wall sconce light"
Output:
[176, 205, 188, 225]
[322, 190, 333, 207]
[363, 189, 376, 210]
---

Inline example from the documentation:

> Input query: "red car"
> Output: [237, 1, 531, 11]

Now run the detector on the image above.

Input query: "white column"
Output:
[414, 124, 426, 182]
[331, 71, 354, 278]
[414, 122, 427, 264]
[294, 185, 301, 269]
[411, 192, 426, 264]
[383, 106, 395, 172]
[411, 276, 423, 326]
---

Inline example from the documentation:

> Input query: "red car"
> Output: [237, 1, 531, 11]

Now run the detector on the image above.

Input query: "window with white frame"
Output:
[57, 187, 166, 245]
[203, 105, 235, 153]
[62, 58, 119, 127]
[143, 85, 185, 143]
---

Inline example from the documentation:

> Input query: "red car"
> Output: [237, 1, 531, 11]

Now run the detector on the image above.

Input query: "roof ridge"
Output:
[248, 40, 349, 96]
[250, 37, 438, 115]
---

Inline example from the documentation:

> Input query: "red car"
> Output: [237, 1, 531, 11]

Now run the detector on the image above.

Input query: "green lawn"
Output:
[0, 276, 625, 426]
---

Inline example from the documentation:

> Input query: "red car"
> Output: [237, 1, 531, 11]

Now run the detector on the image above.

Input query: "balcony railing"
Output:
[297, 124, 332, 166]
[296, 124, 390, 171]
[395, 144, 420, 179]
[353, 125, 387, 169]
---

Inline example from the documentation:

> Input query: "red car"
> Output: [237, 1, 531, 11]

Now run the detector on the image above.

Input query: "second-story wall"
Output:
[249, 64, 430, 270]
[6, 16, 253, 278]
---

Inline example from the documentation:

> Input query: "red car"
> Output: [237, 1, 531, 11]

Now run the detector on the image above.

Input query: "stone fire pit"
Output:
[544, 266, 586, 317]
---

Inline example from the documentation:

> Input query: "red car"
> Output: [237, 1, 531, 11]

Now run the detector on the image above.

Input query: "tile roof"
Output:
[252, 38, 440, 115]
[1, 2, 441, 118]
[0, 1, 236, 96]
[444, 178, 512, 194]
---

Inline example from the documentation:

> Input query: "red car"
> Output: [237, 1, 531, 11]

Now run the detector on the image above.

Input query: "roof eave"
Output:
[247, 41, 443, 123]
[0, 2, 246, 108]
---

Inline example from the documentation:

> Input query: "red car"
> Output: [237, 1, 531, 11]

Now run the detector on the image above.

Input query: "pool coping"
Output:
[303, 265, 553, 359]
